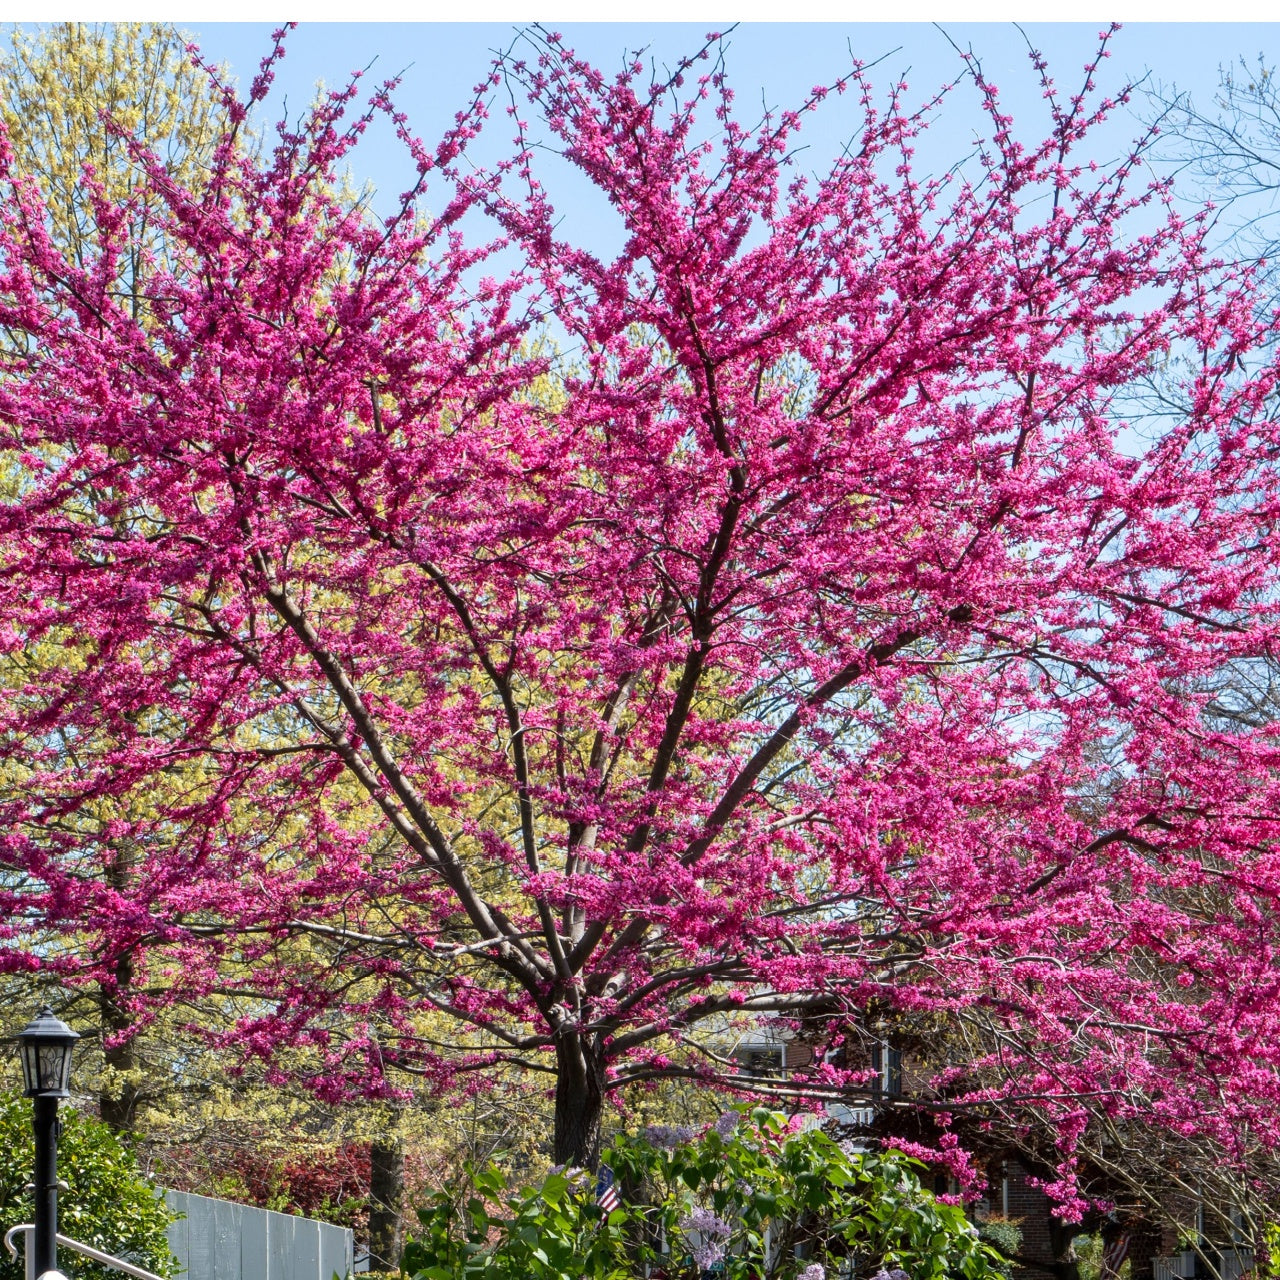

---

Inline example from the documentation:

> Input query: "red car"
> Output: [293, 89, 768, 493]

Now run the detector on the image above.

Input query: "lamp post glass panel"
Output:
[18, 1008, 78, 1280]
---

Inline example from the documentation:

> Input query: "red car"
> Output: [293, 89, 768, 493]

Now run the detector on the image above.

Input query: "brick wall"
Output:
[1000, 1160, 1056, 1275]
[1128, 1219, 1165, 1280]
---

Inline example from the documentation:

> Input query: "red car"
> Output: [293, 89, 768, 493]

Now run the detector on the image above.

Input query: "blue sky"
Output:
[178, 23, 1280, 258]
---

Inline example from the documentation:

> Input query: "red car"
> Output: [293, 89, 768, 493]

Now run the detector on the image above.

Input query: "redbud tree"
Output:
[1, 27, 1280, 1196]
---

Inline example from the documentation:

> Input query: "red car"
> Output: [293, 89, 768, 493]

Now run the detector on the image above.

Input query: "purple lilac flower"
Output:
[680, 1206, 733, 1271]
[798, 1266, 825, 1280]
[641, 1123, 697, 1149]
[693, 1240, 726, 1270]
[684, 1207, 733, 1238]
[714, 1111, 739, 1139]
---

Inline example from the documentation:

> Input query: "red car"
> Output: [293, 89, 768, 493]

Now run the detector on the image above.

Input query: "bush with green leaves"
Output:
[975, 1219, 1022, 1263]
[404, 1108, 1005, 1280]
[1261, 1223, 1280, 1280]
[0, 1091, 176, 1280]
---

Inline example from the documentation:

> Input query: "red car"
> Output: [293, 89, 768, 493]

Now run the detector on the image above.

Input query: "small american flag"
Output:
[596, 1164, 620, 1213]
[1101, 1231, 1131, 1280]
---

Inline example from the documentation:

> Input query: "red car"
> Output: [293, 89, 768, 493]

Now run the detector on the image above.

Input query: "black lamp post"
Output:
[17, 1007, 79, 1280]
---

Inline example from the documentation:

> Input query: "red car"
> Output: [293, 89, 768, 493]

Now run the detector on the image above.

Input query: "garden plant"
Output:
[0, 1090, 175, 1280]
[404, 1109, 1005, 1280]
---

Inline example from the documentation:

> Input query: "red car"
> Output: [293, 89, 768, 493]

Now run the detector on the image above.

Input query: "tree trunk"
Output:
[1047, 1215, 1084, 1280]
[368, 1133, 405, 1273]
[99, 846, 141, 1132]
[98, 962, 141, 1131]
[553, 1035, 606, 1169]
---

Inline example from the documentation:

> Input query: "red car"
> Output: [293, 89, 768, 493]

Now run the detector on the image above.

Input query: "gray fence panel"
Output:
[164, 1190, 353, 1280]
[237, 1205, 268, 1280]
[179, 1192, 220, 1280]
[295, 1221, 321, 1280]
[268, 1212, 298, 1280]
[215, 1197, 242, 1280]
[166, 1202, 190, 1272]
[318, 1224, 350, 1280]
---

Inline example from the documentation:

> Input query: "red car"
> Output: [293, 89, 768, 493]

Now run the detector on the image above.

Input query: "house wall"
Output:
[1000, 1161, 1057, 1274]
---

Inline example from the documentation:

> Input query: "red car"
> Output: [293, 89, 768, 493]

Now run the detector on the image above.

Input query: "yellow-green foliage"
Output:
[0, 23, 227, 286]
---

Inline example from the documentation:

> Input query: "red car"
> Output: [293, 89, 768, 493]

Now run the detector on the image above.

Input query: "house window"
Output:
[737, 1044, 786, 1079]
[870, 1041, 902, 1097]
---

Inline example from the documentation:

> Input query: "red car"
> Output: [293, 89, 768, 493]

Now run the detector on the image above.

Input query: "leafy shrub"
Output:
[164, 1134, 371, 1233]
[0, 1091, 176, 1280]
[1261, 1223, 1280, 1280]
[403, 1108, 1004, 1280]
[976, 1218, 1022, 1264]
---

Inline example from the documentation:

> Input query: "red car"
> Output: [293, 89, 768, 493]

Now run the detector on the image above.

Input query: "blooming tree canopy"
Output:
[0, 18, 232, 1138]
[2, 27, 1280, 1195]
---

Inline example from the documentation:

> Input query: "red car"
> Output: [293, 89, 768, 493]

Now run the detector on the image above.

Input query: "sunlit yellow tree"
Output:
[0, 21, 230, 1131]
[1, 24, 227, 294]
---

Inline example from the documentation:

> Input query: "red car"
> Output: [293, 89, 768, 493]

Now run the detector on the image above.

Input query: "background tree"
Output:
[2, 27, 1280, 1215]
[0, 30, 489, 1267]
[0, 21, 231, 1136]
[0, 23, 228, 309]
[1150, 54, 1280, 270]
